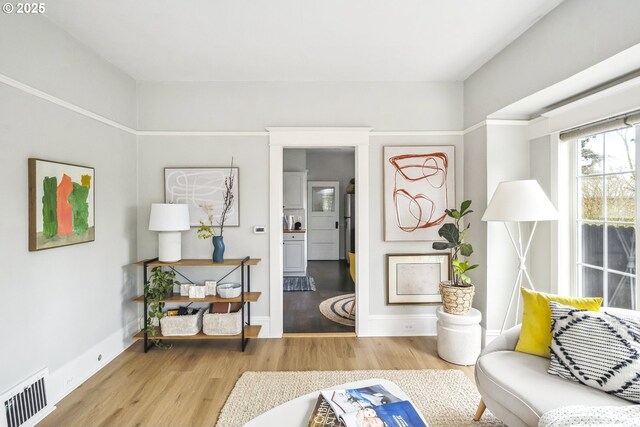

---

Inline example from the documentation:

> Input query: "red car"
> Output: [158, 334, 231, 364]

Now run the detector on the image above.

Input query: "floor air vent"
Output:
[1, 369, 54, 427]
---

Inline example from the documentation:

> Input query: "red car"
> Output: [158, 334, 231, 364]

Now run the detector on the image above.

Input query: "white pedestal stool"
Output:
[436, 306, 482, 366]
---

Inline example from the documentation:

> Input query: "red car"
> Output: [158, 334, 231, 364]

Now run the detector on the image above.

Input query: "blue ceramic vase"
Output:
[212, 236, 225, 263]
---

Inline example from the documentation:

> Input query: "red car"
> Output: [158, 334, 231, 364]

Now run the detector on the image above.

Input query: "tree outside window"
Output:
[577, 127, 636, 309]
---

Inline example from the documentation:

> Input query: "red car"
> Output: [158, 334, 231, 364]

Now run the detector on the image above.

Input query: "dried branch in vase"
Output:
[196, 158, 235, 238]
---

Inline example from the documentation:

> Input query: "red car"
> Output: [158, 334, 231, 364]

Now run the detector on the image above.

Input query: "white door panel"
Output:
[312, 217, 338, 229]
[308, 181, 340, 260]
[312, 230, 338, 243]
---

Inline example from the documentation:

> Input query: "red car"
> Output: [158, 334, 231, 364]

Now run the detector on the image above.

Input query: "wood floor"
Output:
[284, 260, 355, 333]
[41, 336, 474, 427]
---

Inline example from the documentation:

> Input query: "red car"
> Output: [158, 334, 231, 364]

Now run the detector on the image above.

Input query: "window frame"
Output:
[571, 126, 638, 308]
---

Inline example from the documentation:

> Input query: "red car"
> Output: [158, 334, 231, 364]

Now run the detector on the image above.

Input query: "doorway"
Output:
[282, 148, 355, 334]
[268, 127, 371, 338]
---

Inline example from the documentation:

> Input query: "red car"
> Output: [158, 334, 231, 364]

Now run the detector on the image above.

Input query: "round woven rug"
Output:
[319, 293, 355, 326]
[216, 370, 504, 427]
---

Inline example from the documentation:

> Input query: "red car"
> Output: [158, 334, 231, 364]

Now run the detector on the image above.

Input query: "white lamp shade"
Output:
[149, 203, 190, 231]
[482, 180, 558, 222]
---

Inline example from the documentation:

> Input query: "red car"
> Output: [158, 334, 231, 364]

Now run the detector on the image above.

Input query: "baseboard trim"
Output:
[283, 332, 356, 338]
[48, 319, 138, 406]
[359, 314, 437, 337]
[251, 316, 271, 338]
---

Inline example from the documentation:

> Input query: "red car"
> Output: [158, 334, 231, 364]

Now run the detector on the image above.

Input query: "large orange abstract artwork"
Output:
[384, 146, 455, 241]
[29, 159, 95, 251]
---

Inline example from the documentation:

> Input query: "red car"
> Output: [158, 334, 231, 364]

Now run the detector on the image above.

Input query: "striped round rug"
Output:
[319, 293, 355, 326]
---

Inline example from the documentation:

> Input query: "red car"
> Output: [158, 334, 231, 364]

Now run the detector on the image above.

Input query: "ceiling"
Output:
[45, 0, 564, 82]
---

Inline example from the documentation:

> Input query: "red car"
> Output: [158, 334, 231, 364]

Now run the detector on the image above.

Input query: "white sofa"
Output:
[474, 307, 638, 427]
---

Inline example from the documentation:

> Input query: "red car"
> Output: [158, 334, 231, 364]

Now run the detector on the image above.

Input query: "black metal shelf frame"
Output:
[141, 256, 253, 352]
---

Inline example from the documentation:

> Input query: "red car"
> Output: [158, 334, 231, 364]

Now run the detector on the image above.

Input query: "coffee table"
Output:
[244, 378, 427, 426]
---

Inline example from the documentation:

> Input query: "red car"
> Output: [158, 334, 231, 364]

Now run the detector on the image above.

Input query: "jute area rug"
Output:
[318, 293, 355, 327]
[216, 370, 505, 427]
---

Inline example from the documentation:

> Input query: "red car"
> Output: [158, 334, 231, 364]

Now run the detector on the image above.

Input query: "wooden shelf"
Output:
[134, 255, 259, 352]
[132, 325, 261, 340]
[133, 258, 261, 267]
[132, 292, 261, 304]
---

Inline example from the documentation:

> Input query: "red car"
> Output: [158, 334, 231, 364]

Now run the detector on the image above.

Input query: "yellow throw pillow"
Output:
[515, 288, 602, 358]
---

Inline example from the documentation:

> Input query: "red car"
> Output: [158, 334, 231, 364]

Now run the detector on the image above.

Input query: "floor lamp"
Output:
[482, 180, 558, 333]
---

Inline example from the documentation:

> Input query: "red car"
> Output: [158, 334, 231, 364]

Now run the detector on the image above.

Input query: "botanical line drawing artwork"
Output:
[384, 146, 455, 241]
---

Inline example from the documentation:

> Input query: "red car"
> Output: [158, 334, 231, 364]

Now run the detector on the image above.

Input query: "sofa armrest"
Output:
[479, 324, 522, 358]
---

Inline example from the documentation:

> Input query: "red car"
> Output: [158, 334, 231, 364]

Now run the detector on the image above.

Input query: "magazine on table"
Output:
[309, 384, 426, 427]
[308, 395, 345, 427]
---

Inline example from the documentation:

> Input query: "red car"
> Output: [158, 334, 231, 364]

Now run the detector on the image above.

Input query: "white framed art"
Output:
[383, 146, 455, 241]
[387, 253, 450, 304]
[165, 167, 239, 227]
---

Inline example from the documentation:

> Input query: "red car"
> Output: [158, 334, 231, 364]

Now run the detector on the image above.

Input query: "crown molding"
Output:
[0, 73, 137, 135]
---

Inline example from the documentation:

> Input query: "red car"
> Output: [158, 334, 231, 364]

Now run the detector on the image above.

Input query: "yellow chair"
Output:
[348, 252, 356, 319]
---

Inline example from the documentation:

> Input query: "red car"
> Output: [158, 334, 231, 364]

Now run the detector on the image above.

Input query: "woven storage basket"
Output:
[160, 308, 205, 336]
[203, 308, 242, 335]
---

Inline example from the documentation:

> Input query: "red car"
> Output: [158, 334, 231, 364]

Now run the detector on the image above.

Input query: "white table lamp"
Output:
[482, 180, 558, 332]
[149, 203, 190, 263]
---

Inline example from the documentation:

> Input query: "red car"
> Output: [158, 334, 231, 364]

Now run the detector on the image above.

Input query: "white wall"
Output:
[463, 127, 488, 329]
[463, 0, 640, 338]
[485, 124, 531, 331]
[369, 136, 464, 316]
[137, 81, 462, 131]
[463, 123, 532, 333]
[529, 135, 554, 294]
[0, 15, 137, 129]
[0, 15, 137, 401]
[136, 81, 463, 331]
[464, 0, 640, 127]
[306, 149, 356, 258]
[283, 149, 307, 172]
[136, 136, 271, 319]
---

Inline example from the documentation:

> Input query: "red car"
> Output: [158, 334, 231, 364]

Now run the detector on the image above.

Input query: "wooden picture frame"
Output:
[383, 145, 455, 241]
[164, 167, 240, 227]
[28, 158, 95, 251]
[387, 253, 450, 304]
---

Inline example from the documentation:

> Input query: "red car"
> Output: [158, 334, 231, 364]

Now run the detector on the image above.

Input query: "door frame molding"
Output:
[268, 127, 372, 337]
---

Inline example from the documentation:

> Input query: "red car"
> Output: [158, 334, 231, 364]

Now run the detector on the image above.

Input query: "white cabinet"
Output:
[283, 232, 306, 276]
[283, 172, 306, 209]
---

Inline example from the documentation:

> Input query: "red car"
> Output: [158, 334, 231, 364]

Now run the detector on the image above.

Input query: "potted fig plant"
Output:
[144, 266, 180, 345]
[432, 200, 479, 315]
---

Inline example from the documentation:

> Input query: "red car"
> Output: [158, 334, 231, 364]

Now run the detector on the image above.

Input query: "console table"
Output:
[132, 256, 261, 352]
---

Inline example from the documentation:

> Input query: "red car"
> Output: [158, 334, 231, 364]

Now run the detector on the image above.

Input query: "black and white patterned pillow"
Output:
[548, 301, 640, 403]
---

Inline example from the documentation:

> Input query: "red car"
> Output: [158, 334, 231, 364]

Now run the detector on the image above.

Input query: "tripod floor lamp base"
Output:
[481, 180, 558, 334]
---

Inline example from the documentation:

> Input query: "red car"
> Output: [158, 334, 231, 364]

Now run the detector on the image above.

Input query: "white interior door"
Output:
[307, 181, 340, 260]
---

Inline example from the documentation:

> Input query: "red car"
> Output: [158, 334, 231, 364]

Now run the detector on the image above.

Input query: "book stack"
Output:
[308, 384, 427, 427]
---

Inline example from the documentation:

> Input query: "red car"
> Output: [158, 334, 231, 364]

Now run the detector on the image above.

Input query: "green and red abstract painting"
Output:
[29, 158, 95, 251]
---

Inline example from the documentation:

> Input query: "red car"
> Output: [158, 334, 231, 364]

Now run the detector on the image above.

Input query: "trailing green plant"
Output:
[144, 266, 180, 347]
[432, 200, 479, 287]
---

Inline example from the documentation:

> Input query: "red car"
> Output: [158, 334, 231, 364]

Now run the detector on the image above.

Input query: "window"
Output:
[576, 127, 636, 309]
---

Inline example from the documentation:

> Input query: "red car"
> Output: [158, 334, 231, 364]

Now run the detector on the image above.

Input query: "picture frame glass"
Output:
[387, 254, 449, 304]
[383, 146, 455, 241]
[29, 158, 95, 251]
[165, 167, 239, 227]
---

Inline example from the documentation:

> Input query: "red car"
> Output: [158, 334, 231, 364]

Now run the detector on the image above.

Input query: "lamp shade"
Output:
[482, 180, 557, 222]
[149, 203, 190, 231]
